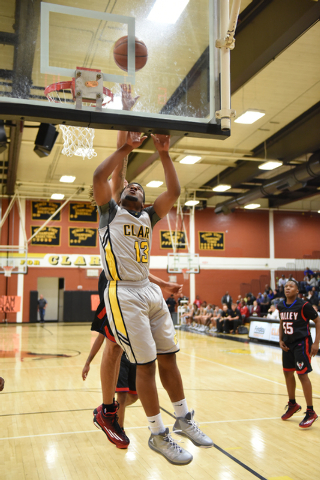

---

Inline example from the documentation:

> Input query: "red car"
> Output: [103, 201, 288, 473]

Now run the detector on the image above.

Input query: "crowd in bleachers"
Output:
[166, 268, 320, 335]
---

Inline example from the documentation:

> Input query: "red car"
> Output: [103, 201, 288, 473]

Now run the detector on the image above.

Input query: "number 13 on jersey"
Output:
[134, 241, 149, 263]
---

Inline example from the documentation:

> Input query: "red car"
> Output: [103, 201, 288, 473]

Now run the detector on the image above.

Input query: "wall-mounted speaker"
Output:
[34, 123, 59, 157]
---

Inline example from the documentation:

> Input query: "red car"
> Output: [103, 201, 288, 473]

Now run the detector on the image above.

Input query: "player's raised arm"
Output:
[111, 85, 140, 202]
[151, 135, 181, 218]
[93, 131, 146, 206]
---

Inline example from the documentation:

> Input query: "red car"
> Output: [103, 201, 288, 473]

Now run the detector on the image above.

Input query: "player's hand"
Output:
[120, 84, 140, 111]
[125, 131, 147, 149]
[280, 340, 289, 352]
[82, 363, 90, 380]
[0, 377, 5, 391]
[164, 283, 183, 295]
[311, 342, 319, 357]
[151, 134, 170, 152]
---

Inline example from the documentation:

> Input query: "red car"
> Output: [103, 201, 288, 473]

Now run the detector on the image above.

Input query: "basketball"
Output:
[113, 36, 148, 72]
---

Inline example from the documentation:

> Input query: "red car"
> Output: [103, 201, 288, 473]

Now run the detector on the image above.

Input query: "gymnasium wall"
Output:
[1, 198, 320, 322]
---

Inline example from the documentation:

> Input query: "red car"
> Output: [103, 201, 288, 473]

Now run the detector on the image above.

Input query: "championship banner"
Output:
[160, 231, 186, 250]
[69, 228, 97, 247]
[30, 226, 61, 246]
[0, 296, 21, 313]
[69, 203, 97, 223]
[31, 201, 60, 221]
[199, 231, 224, 250]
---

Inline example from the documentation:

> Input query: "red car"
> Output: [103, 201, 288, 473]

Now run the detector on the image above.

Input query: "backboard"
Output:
[0, 245, 28, 275]
[167, 253, 200, 274]
[0, 0, 227, 139]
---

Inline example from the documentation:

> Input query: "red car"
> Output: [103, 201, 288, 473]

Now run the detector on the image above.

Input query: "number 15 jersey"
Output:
[98, 199, 160, 282]
[278, 298, 318, 343]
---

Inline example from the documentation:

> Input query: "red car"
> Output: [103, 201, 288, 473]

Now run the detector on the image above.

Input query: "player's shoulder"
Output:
[277, 299, 286, 311]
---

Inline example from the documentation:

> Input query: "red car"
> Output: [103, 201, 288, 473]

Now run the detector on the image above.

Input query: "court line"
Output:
[0, 414, 301, 441]
[179, 351, 320, 398]
[213, 444, 267, 480]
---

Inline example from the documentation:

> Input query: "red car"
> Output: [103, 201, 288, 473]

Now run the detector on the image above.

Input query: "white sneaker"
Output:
[148, 428, 193, 465]
[173, 410, 213, 448]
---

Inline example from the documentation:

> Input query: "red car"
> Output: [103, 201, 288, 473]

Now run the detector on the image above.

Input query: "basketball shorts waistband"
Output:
[112, 278, 150, 289]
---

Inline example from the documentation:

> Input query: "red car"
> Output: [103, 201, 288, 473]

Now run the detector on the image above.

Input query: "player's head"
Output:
[284, 280, 299, 297]
[120, 182, 145, 209]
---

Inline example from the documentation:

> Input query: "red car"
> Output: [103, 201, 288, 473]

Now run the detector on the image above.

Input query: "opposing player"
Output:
[93, 131, 213, 465]
[278, 279, 320, 428]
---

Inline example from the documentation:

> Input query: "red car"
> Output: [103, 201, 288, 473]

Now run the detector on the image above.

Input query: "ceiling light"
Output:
[212, 184, 231, 192]
[235, 110, 265, 124]
[179, 155, 201, 165]
[146, 181, 163, 188]
[51, 193, 64, 200]
[185, 200, 199, 206]
[258, 161, 283, 170]
[60, 175, 76, 183]
[148, 0, 189, 24]
[244, 203, 260, 209]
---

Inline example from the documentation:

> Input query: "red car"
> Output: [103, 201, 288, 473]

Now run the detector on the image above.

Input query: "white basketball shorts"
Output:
[104, 278, 179, 364]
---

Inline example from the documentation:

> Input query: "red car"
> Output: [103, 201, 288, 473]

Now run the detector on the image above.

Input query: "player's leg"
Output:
[150, 286, 213, 449]
[116, 355, 138, 429]
[100, 339, 122, 405]
[281, 345, 301, 420]
[295, 337, 318, 427]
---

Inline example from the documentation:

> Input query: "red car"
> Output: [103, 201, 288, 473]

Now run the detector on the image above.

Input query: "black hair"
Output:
[120, 182, 145, 203]
[286, 279, 299, 289]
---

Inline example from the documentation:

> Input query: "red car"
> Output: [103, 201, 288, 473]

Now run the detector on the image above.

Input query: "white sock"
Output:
[173, 399, 189, 418]
[147, 413, 165, 435]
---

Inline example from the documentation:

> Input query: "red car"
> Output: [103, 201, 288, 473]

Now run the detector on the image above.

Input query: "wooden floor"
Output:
[0, 323, 319, 480]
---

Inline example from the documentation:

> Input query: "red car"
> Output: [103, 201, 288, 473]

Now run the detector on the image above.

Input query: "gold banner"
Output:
[31, 201, 60, 221]
[69, 203, 97, 223]
[69, 228, 97, 247]
[160, 231, 186, 250]
[30, 227, 61, 246]
[199, 231, 224, 250]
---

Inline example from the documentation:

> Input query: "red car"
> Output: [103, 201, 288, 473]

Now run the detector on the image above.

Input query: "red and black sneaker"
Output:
[93, 401, 119, 416]
[93, 410, 130, 449]
[93, 404, 102, 416]
[281, 402, 301, 420]
[299, 410, 318, 428]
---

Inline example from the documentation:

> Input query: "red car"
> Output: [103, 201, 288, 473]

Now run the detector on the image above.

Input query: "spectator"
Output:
[307, 274, 317, 291]
[181, 303, 196, 326]
[288, 274, 296, 282]
[260, 293, 270, 316]
[217, 304, 229, 333]
[278, 275, 287, 288]
[246, 293, 255, 306]
[221, 291, 232, 309]
[304, 267, 314, 277]
[209, 306, 221, 331]
[37, 294, 47, 323]
[252, 300, 261, 317]
[264, 284, 271, 294]
[277, 285, 285, 299]
[227, 303, 242, 334]
[267, 288, 274, 301]
[193, 295, 201, 309]
[307, 289, 318, 306]
[166, 294, 177, 317]
[267, 304, 280, 320]
[256, 293, 263, 304]
[240, 301, 250, 323]
[178, 294, 189, 306]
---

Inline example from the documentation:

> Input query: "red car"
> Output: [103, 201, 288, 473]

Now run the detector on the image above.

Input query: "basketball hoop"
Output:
[182, 269, 189, 280]
[44, 67, 114, 160]
[2, 266, 14, 277]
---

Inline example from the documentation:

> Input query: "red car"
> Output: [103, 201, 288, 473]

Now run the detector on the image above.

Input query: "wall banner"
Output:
[0, 296, 21, 313]
[69, 203, 98, 223]
[69, 228, 97, 247]
[30, 226, 61, 246]
[160, 231, 186, 249]
[31, 201, 61, 221]
[199, 231, 224, 250]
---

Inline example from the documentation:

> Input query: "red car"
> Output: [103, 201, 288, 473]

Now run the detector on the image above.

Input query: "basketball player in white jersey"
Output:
[92, 128, 213, 465]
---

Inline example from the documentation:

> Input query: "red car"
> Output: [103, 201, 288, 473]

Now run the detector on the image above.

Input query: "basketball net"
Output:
[45, 67, 114, 160]
[59, 126, 97, 160]
[182, 268, 189, 281]
[2, 266, 14, 277]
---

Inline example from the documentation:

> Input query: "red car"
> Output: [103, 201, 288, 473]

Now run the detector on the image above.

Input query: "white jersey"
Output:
[98, 199, 160, 282]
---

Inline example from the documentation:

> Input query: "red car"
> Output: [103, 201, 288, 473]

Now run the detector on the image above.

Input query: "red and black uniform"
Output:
[91, 270, 137, 395]
[278, 298, 318, 375]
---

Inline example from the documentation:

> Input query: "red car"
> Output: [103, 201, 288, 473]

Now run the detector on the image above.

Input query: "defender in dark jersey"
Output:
[278, 280, 320, 428]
